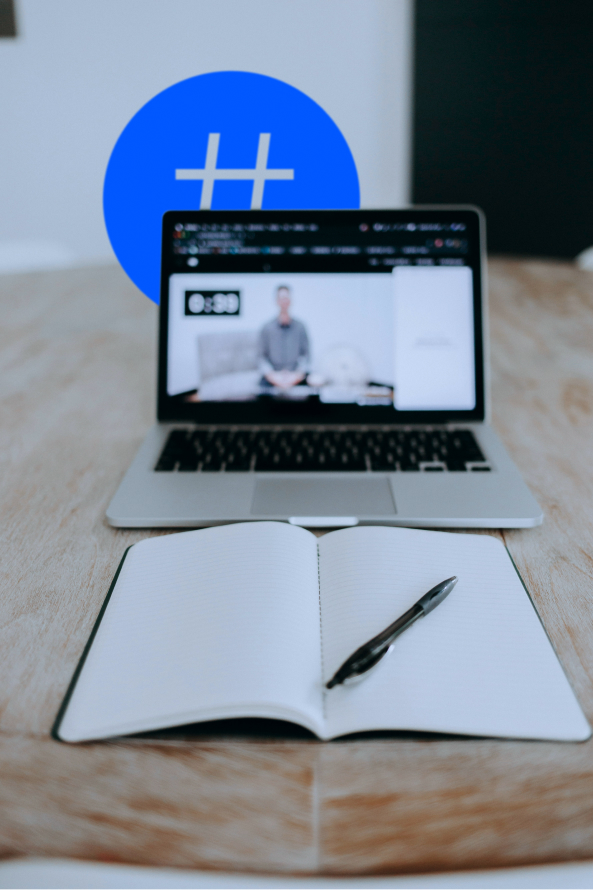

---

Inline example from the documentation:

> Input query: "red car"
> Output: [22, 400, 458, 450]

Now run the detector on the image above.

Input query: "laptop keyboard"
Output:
[154, 428, 490, 473]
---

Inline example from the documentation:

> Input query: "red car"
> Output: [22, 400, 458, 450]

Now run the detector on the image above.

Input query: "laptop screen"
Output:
[158, 209, 484, 424]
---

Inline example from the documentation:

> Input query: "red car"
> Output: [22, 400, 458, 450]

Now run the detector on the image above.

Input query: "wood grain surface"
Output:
[1, 259, 593, 874]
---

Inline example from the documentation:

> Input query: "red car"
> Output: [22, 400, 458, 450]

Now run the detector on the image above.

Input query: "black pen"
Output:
[325, 576, 458, 689]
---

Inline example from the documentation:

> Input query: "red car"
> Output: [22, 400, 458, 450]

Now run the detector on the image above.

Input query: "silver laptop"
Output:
[107, 207, 542, 529]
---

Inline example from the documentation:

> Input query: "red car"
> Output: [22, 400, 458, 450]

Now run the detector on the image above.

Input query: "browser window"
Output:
[159, 209, 482, 421]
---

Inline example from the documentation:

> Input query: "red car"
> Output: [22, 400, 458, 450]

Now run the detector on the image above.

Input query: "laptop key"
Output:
[225, 452, 252, 471]
[446, 458, 468, 472]
[154, 456, 177, 471]
[338, 452, 366, 471]
[201, 452, 223, 471]
[178, 456, 199, 472]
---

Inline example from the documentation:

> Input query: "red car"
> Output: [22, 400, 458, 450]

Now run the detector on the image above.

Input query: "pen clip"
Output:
[417, 576, 458, 615]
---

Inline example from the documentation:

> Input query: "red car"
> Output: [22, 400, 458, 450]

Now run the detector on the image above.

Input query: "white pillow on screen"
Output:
[318, 345, 370, 387]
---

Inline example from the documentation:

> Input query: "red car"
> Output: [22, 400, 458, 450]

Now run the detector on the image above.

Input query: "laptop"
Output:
[106, 207, 543, 529]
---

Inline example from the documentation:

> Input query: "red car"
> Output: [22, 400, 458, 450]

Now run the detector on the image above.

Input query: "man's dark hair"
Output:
[276, 285, 291, 295]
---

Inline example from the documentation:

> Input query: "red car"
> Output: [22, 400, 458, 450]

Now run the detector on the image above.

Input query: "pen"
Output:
[325, 576, 458, 689]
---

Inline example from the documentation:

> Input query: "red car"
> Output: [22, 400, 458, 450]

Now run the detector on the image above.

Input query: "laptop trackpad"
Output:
[251, 478, 396, 518]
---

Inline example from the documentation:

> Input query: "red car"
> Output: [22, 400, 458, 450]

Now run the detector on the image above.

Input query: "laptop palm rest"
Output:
[251, 478, 396, 519]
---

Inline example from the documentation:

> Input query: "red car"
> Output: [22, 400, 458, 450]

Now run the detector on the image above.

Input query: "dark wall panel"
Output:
[413, 1, 593, 258]
[0, 0, 16, 37]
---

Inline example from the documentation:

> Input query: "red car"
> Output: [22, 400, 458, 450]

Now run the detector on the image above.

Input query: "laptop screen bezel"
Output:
[157, 208, 486, 424]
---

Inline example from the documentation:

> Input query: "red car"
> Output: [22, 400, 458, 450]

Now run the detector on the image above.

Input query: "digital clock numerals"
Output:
[185, 290, 240, 316]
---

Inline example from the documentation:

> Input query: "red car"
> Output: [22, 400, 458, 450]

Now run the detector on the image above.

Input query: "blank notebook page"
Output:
[319, 527, 590, 741]
[59, 522, 323, 742]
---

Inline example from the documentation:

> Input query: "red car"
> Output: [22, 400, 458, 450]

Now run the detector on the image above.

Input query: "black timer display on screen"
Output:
[184, 290, 241, 316]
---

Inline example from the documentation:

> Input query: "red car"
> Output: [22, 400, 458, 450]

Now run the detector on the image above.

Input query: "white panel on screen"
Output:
[393, 266, 475, 411]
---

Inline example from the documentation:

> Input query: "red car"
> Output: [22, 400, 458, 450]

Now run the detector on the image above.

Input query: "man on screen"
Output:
[258, 285, 310, 390]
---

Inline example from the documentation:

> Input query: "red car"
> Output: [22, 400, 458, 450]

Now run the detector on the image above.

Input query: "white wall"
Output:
[0, 0, 413, 264]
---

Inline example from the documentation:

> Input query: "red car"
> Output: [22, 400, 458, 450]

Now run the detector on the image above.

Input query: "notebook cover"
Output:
[51, 547, 131, 742]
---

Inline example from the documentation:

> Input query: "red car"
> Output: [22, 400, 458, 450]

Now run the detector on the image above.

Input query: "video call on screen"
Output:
[165, 215, 477, 412]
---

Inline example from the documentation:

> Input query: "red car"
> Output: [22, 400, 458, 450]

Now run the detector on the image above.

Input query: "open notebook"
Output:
[54, 522, 590, 743]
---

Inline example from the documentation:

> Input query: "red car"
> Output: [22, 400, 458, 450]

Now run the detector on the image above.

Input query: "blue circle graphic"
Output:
[103, 71, 360, 302]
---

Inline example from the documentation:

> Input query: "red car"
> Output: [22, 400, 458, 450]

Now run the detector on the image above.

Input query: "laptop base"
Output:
[106, 423, 543, 529]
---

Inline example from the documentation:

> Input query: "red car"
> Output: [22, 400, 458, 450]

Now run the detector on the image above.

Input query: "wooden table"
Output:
[1, 259, 593, 875]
